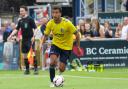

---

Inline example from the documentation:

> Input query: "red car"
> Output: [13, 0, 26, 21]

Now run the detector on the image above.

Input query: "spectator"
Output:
[3, 21, 12, 42]
[84, 23, 93, 40]
[91, 19, 105, 38]
[115, 23, 123, 38]
[121, 0, 127, 11]
[79, 24, 85, 38]
[40, 17, 49, 35]
[121, 17, 128, 40]
[8, 22, 19, 43]
[34, 17, 49, 71]
[126, 0, 128, 11]
[77, 19, 85, 30]
[104, 21, 113, 38]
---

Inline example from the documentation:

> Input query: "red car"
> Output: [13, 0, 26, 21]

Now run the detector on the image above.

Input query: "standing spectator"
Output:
[121, 0, 127, 11]
[121, 17, 128, 40]
[125, 0, 128, 11]
[34, 18, 48, 70]
[9, 22, 19, 43]
[3, 21, 12, 42]
[40, 17, 49, 35]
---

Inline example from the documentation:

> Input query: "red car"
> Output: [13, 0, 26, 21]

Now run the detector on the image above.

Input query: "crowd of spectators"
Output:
[76, 17, 128, 41]
[1, 17, 128, 43]
[0, 16, 128, 43]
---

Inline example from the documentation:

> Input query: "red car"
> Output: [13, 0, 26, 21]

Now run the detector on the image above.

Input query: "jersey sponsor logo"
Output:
[54, 33, 64, 37]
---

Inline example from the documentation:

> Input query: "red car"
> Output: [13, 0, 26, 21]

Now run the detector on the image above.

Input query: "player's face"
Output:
[52, 9, 61, 21]
[20, 8, 27, 17]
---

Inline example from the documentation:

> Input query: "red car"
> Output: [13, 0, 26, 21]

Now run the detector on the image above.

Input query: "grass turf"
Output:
[0, 68, 128, 89]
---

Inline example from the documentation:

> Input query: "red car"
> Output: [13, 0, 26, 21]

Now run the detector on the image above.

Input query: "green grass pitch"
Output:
[0, 68, 128, 89]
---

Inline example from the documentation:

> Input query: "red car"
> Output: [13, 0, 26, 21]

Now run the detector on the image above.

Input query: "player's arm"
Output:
[8, 30, 18, 40]
[74, 30, 80, 48]
[68, 20, 81, 54]
[40, 21, 51, 47]
[32, 21, 37, 37]
[74, 30, 81, 54]
[68, 21, 80, 47]
[30, 18, 38, 43]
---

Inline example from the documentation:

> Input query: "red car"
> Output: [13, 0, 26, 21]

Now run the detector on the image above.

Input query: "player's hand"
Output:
[77, 46, 82, 55]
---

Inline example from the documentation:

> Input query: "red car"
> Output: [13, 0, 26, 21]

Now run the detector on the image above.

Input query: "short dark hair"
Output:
[52, 5, 62, 13]
[20, 5, 28, 11]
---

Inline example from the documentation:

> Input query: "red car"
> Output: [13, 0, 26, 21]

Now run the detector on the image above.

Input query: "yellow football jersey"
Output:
[44, 17, 77, 50]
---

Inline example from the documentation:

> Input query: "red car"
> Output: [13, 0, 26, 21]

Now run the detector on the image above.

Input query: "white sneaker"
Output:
[50, 82, 55, 88]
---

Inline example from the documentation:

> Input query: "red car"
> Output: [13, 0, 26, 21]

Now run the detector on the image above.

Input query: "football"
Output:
[53, 75, 64, 87]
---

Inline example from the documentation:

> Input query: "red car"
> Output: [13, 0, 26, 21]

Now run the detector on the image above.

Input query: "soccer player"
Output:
[40, 5, 81, 87]
[8, 6, 38, 75]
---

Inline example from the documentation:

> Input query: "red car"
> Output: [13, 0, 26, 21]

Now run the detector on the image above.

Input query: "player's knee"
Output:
[50, 55, 57, 63]
[59, 65, 65, 72]
[50, 64, 56, 68]
[50, 60, 56, 67]
[50, 60, 57, 66]
[50, 63, 55, 66]
[59, 62, 66, 72]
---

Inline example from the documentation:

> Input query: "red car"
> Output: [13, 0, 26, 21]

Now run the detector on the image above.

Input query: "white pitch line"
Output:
[0, 74, 128, 80]
[64, 75, 128, 80]
[0, 75, 48, 79]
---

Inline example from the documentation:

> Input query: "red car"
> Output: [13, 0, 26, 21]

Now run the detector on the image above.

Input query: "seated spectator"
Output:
[104, 21, 113, 38]
[115, 23, 123, 38]
[91, 19, 105, 38]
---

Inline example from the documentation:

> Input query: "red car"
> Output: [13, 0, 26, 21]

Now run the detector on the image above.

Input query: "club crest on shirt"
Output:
[24, 23, 28, 29]
[60, 28, 64, 33]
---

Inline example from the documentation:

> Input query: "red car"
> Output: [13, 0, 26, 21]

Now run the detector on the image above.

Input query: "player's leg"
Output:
[58, 62, 66, 75]
[49, 54, 58, 82]
[59, 50, 71, 74]
[49, 45, 59, 87]
[22, 39, 31, 75]
[23, 53, 30, 74]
